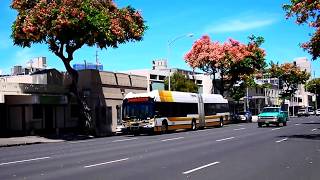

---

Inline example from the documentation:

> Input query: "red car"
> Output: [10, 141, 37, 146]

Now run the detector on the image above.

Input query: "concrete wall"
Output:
[78, 70, 148, 135]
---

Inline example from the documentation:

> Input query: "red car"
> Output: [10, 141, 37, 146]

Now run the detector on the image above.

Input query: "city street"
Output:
[0, 116, 319, 180]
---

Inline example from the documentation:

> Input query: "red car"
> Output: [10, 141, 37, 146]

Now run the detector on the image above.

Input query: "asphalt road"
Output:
[0, 116, 319, 180]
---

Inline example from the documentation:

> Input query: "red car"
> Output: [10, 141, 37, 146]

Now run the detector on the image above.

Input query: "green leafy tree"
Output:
[283, 1, 320, 60]
[269, 62, 310, 99]
[306, 78, 320, 94]
[164, 72, 198, 93]
[11, 0, 147, 131]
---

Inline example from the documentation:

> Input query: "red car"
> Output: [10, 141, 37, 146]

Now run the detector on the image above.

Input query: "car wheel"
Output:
[258, 122, 263, 127]
[283, 121, 287, 126]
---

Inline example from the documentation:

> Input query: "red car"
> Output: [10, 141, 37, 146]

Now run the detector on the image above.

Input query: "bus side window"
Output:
[204, 103, 217, 116]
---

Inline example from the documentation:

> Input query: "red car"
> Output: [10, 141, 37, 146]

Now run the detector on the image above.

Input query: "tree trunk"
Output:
[62, 60, 94, 134]
[220, 70, 225, 96]
[212, 71, 216, 94]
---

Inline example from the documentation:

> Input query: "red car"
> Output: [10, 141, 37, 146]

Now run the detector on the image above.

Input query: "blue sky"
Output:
[0, 0, 319, 77]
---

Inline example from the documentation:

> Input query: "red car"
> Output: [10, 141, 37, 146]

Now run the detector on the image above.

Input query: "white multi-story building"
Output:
[290, 57, 315, 111]
[11, 57, 47, 75]
[122, 59, 213, 94]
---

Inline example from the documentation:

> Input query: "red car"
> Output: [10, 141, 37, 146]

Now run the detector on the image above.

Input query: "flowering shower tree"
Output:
[184, 35, 266, 96]
[269, 62, 310, 99]
[284, 0, 320, 60]
[11, 0, 147, 131]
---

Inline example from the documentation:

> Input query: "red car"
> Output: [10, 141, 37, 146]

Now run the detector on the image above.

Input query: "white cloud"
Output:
[204, 17, 276, 34]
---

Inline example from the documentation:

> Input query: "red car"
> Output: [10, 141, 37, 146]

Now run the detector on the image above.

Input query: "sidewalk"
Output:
[0, 136, 65, 147]
[0, 133, 95, 147]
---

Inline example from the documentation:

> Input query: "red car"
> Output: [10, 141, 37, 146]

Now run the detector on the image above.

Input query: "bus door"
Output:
[197, 94, 205, 128]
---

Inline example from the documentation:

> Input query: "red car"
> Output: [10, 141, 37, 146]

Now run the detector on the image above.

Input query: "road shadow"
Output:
[278, 133, 320, 141]
[301, 122, 320, 125]
[42, 133, 96, 141]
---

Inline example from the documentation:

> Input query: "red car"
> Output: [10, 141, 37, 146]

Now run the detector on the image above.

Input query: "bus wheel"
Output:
[191, 120, 197, 131]
[219, 118, 224, 127]
[161, 121, 168, 134]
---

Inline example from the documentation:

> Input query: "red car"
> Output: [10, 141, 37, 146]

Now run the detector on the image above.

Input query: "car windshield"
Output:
[262, 108, 279, 113]
[239, 112, 246, 115]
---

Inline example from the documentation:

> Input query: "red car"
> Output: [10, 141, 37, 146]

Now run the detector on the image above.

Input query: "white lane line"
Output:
[112, 138, 137, 143]
[271, 128, 281, 131]
[84, 158, 129, 168]
[311, 129, 317, 132]
[295, 124, 300, 126]
[234, 128, 246, 131]
[0, 157, 51, 166]
[216, 137, 235, 142]
[276, 138, 288, 143]
[69, 139, 96, 144]
[237, 124, 244, 127]
[161, 137, 184, 142]
[183, 161, 220, 174]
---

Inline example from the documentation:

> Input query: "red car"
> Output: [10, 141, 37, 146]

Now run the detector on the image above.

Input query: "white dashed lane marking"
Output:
[276, 138, 288, 143]
[216, 137, 235, 142]
[0, 157, 51, 166]
[234, 128, 246, 131]
[183, 162, 220, 174]
[161, 137, 184, 142]
[84, 158, 129, 168]
[112, 138, 138, 143]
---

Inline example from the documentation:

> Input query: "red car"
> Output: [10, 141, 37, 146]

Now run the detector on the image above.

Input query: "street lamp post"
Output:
[167, 33, 194, 91]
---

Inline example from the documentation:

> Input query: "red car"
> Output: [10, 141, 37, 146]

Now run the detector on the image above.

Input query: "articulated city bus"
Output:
[122, 90, 229, 134]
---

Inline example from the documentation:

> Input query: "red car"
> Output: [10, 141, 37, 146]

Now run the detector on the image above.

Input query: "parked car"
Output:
[297, 108, 308, 117]
[230, 111, 252, 123]
[316, 109, 320, 116]
[257, 107, 288, 127]
[238, 111, 252, 122]
[230, 113, 241, 123]
[308, 109, 315, 116]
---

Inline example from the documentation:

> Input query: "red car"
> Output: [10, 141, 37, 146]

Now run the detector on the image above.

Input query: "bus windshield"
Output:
[123, 102, 154, 120]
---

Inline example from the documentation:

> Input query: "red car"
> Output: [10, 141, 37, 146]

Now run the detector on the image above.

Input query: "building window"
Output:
[33, 105, 43, 119]
[196, 80, 202, 85]
[159, 76, 166, 81]
[150, 74, 157, 80]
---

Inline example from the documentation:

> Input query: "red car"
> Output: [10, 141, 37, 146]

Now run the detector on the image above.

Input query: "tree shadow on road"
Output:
[279, 132, 320, 141]
[301, 122, 320, 125]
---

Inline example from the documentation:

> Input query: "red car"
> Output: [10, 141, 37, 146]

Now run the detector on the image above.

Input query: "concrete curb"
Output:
[0, 142, 42, 148]
[0, 136, 65, 148]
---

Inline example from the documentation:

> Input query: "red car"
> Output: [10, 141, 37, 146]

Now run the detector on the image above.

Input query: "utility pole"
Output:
[95, 50, 99, 70]
[314, 71, 317, 110]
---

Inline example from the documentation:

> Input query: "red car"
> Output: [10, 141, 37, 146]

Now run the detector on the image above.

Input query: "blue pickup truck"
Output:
[257, 107, 288, 127]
